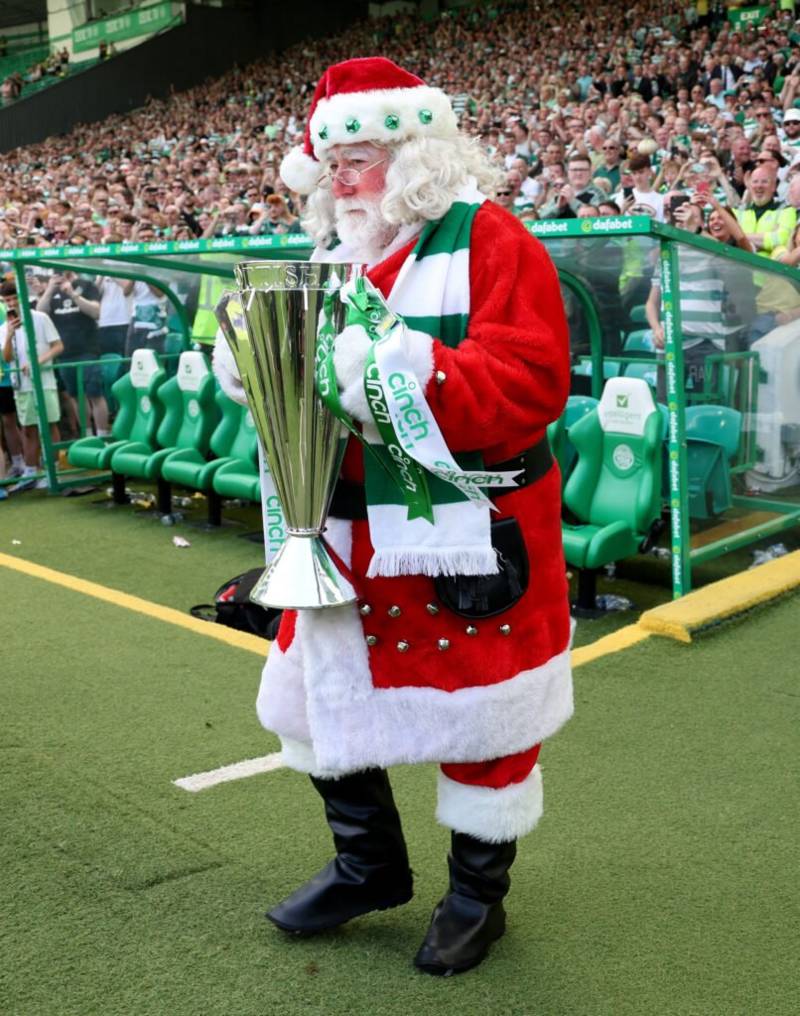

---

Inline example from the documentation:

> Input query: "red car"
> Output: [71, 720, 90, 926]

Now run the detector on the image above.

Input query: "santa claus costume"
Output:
[214, 57, 573, 976]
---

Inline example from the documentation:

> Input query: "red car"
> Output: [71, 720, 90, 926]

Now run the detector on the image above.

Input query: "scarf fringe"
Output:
[367, 546, 499, 579]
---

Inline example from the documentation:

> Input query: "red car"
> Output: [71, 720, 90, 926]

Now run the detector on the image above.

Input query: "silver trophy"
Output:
[216, 260, 358, 610]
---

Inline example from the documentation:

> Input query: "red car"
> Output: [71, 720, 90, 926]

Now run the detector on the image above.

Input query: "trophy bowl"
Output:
[216, 260, 359, 610]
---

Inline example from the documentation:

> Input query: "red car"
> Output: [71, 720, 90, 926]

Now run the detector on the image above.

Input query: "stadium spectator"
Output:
[734, 165, 796, 255]
[123, 281, 168, 356]
[593, 138, 623, 190]
[96, 276, 132, 356]
[36, 272, 109, 437]
[0, 278, 63, 486]
[250, 194, 302, 235]
[615, 154, 666, 221]
[539, 153, 605, 219]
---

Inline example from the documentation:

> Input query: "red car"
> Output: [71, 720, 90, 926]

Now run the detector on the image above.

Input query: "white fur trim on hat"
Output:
[309, 85, 458, 158]
[279, 145, 324, 195]
[436, 766, 544, 843]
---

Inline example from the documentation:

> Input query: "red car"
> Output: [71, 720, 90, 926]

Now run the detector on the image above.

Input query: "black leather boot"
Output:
[267, 768, 413, 935]
[414, 832, 517, 976]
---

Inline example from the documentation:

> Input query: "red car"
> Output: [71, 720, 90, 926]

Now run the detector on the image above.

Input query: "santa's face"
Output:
[326, 142, 396, 253]
[328, 142, 388, 202]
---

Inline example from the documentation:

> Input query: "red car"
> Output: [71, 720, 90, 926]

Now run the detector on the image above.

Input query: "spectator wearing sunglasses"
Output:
[494, 170, 535, 219]
[593, 139, 623, 190]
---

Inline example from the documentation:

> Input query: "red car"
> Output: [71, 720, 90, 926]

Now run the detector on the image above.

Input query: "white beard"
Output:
[334, 196, 398, 262]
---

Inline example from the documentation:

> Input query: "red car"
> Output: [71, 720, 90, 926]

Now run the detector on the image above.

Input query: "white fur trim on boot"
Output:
[436, 765, 544, 843]
[280, 146, 324, 195]
[212, 335, 247, 405]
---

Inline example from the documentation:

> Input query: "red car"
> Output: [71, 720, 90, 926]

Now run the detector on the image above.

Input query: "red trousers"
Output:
[441, 742, 541, 789]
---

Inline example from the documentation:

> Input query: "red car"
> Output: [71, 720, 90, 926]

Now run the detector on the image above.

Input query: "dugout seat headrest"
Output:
[176, 351, 210, 393]
[597, 377, 658, 437]
[129, 348, 161, 389]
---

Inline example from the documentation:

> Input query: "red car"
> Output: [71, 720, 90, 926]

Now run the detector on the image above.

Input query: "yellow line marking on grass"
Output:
[173, 753, 284, 792]
[572, 622, 651, 667]
[0, 551, 269, 656]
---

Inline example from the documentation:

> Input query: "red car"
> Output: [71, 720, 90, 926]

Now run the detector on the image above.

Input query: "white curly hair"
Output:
[302, 134, 504, 249]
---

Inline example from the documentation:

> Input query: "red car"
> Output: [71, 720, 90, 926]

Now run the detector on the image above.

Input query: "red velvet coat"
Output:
[257, 202, 574, 775]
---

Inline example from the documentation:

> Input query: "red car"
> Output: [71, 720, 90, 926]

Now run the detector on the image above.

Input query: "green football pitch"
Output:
[1, 493, 798, 1016]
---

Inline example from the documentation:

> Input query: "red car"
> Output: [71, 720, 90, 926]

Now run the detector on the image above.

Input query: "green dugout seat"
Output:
[68, 349, 167, 503]
[547, 414, 567, 479]
[111, 351, 218, 515]
[562, 377, 664, 613]
[572, 357, 623, 380]
[683, 405, 742, 519]
[162, 389, 259, 524]
[623, 329, 655, 356]
[162, 332, 186, 376]
[100, 353, 124, 411]
[628, 304, 648, 327]
[624, 361, 658, 390]
[549, 396, 598, 487]
[211, 422, 261, 502]
[685, 405, 741, 460]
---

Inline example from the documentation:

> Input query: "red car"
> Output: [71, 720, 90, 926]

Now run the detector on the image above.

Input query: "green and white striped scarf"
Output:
[323, 182, 520, 578]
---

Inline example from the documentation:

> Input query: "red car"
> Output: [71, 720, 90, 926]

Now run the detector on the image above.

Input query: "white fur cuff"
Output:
[436, 766, 544, 843]
[401, 325, 435, 389]
[333, 323, 373, 421]
[333, 323, 435, 423]
[212, 334, 248, 405]
[279, 736, 359, 781]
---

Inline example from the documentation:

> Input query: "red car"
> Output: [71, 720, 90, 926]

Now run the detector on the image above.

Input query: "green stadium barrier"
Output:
[4, 223, 800, 600]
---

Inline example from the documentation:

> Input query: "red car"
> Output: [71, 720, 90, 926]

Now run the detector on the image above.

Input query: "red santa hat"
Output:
[280, 57, 459, 195]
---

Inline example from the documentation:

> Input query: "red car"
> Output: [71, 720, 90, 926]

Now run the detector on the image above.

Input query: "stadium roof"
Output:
[0, 1, 46, 30]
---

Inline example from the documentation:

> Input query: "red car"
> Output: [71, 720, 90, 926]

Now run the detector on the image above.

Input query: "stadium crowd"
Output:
[0, 47, 72, 106]
[1, 0, 800, 250]
[4, 0, 800, 484]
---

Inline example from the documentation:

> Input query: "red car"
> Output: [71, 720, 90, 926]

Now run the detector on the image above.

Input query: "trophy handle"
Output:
[214, 290, 243, 352]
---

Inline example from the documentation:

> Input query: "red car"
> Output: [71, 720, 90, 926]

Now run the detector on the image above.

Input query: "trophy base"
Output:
[249, 534, 357, 610]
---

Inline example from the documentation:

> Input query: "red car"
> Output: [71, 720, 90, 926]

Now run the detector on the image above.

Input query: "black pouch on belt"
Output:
[433, 516, 529, 619]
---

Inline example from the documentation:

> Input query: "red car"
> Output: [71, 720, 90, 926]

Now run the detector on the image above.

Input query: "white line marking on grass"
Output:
[173, 753, 284, 792]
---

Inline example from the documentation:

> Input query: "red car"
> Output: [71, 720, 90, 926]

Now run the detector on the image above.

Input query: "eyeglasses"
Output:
[319, 157, 388, 187]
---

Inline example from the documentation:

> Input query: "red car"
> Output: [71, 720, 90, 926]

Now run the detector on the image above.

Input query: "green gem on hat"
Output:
[345, 117, 361, 133]
[384, 113, 400, 130]
[418, 109, 433, 125]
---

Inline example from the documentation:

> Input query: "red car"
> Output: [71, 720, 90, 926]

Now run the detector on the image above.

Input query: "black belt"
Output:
[328, 436, 553, 521]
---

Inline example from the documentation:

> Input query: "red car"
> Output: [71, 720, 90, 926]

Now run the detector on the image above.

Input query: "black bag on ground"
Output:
[191, 568, 282, 640]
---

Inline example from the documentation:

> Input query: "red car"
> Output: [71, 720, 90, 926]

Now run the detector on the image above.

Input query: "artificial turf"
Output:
[1, 492, 798, 1015]
[7, 485, 797, 649]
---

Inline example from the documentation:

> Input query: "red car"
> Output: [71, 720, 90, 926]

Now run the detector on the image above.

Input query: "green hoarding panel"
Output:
[72, 2, 180, 53]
